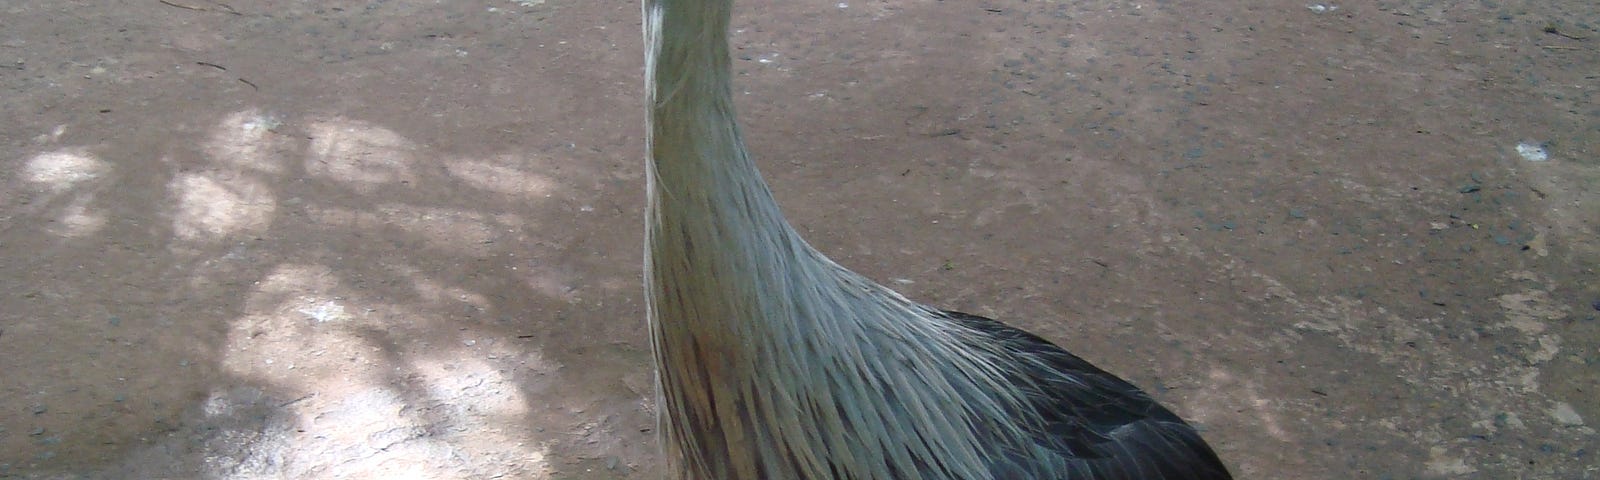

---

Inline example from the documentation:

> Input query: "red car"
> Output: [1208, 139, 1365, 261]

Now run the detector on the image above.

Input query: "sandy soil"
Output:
[1, 0, 1596, 478]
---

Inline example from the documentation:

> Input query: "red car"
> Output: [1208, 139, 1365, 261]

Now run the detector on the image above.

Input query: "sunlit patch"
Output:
[31, 124, 67, 143]
[1201, 367, 1291, 442]
[1425, 446, 1475, 475]
[1496, 288, 1568, 335]
[524, 269, 582, 302]
[213, 262, 549, 477]
[168, 172, 275, 241]
[1306, 3, 1338, 14]
[223, 264, 361, 383]
[389, 263, 494, 309]
[297, 299, 351, 323]
[413, 355, 532, 418]
[48, 194, 108, 238]
[1515, 141, 1548, 162]
[1549, 402, 1585, 426]
[307, 118, 417, 192]
[445, 155, 555, 197]
[205, 109, 287, 174]
[24, 149, 108, 193]
[304, 203, 502, 256]
[193, 384, 542, 478]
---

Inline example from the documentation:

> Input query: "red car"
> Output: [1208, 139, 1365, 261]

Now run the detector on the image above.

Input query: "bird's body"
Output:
[641, 0, 1232, 478]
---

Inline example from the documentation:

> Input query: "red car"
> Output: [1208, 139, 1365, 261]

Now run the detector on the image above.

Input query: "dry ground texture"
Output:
[1, 0, 1597, 478]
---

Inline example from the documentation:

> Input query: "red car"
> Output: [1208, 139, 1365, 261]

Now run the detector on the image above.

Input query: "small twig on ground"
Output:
[1542, 24, 1589, 40]
[159, 0, 241, 15]
[278, 393, 316, 408]
[208, 1, 240, 15]
[159, 0, 206, 12]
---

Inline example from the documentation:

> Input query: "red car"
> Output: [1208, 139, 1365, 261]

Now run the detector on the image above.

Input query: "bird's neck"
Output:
[643, 0, 847, 471]
[642, 0, 814, 309]
[641, 5, 1014, 478]
[643, 0, 751, 208]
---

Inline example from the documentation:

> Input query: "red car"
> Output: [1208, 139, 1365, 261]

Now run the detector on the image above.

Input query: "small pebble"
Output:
[30, 404, 46, 415]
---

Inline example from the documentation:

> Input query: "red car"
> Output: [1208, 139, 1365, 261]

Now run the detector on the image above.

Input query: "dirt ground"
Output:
[1, 0, 1595, 478]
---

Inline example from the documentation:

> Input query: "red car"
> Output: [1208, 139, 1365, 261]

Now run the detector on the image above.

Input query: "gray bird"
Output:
[641, 0, 1234, 478]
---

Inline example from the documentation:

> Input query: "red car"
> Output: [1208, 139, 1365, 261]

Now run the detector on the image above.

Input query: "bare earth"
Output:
[1, 0, 1596, 478]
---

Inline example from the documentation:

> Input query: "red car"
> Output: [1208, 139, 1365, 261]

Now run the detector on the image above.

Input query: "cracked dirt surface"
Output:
[1, 0, 1596, 478]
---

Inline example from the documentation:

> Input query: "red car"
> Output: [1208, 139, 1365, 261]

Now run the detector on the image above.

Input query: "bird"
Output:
[640, 0, 1233, 478]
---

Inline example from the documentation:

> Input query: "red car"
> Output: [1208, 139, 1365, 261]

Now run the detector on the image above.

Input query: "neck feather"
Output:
[642, 2, 1015, 478]
[643, 0, 810, 314]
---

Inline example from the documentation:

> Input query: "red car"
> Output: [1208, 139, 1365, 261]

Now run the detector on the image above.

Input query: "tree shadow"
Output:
[0, 1, 656, 477]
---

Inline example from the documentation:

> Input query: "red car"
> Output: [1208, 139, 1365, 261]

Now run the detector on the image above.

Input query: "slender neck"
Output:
[643, 0, 800, 276]
[643, 2, 827, 474]
[644, 0, 734, 102]
[644, 0, 742, 187]
[641, 6, 1007, 478]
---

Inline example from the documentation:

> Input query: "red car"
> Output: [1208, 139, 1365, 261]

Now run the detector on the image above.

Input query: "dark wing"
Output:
[942, 311, 1233, 480]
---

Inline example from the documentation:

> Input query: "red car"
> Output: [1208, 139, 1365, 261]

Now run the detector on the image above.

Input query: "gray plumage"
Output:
[641, 0, 1232, 478]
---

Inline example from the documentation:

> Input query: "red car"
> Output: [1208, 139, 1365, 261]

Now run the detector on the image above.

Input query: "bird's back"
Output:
[941, 311, 1233, 480]
[641, 0, 1231, 476]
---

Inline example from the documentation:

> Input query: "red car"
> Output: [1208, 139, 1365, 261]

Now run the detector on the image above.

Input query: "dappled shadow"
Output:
[3, 96, 653, 477]
[0, 1, 653, 476]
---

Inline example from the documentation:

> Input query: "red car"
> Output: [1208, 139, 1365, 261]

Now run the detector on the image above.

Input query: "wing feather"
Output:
[942, 311, 1232, 480]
